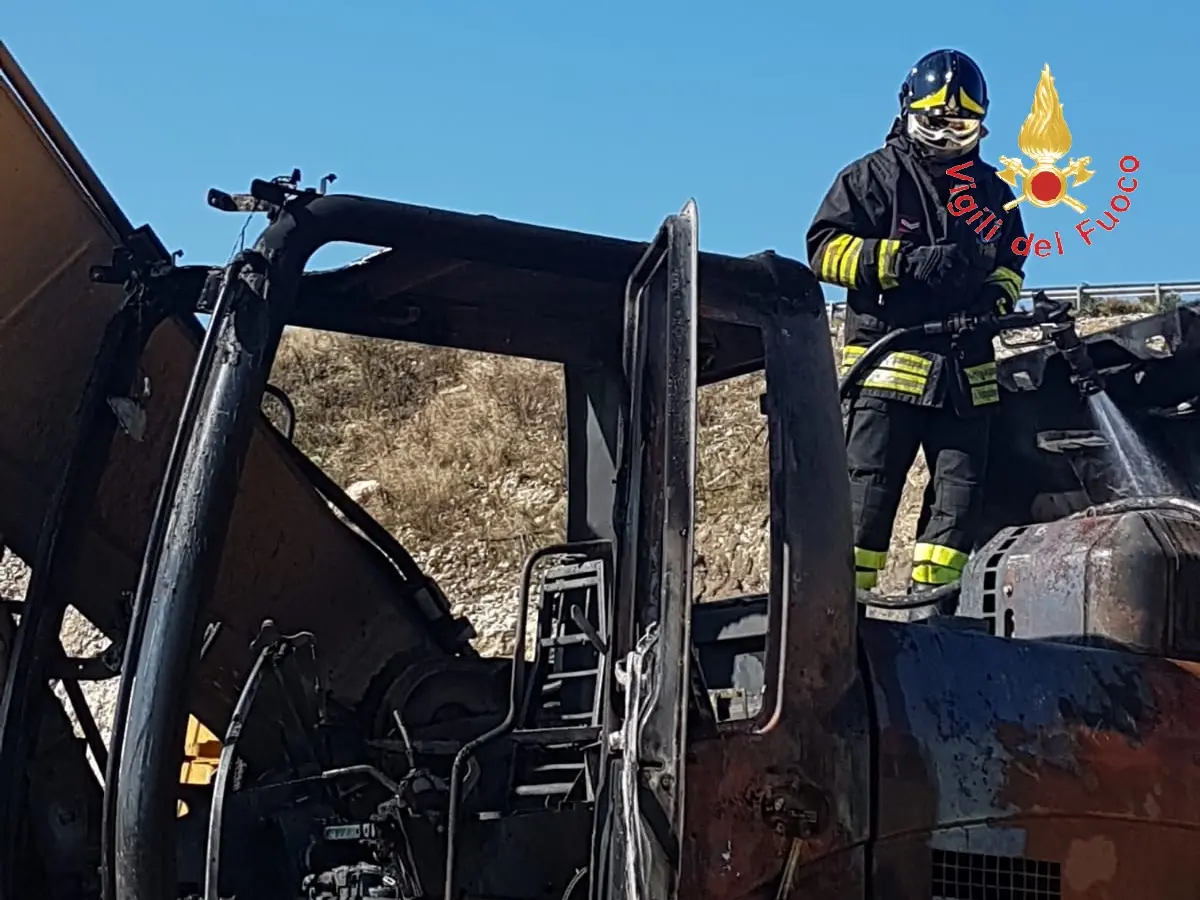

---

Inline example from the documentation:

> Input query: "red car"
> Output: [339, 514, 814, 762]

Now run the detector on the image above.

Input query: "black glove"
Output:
[899, 242, 993, 299]
[969, 283, 1013, 317]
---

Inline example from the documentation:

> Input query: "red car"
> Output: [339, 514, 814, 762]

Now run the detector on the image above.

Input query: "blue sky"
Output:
[7, 1, 1197, 297]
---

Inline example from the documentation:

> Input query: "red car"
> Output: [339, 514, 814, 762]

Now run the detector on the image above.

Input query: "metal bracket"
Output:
[88, 224, 180, 288]
[207, 168, 338, 219]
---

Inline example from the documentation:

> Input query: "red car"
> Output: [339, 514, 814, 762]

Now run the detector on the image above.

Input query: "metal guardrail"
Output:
[1016, 282, 1200, 308]
[827, 281, 1200, 318]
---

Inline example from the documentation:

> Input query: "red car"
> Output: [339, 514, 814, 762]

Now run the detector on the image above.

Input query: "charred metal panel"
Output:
[864, 617, 1200, 898]
[959, 510, 1200, 658]
[606, 204, 699, 900]
[680, 279, 870, 900]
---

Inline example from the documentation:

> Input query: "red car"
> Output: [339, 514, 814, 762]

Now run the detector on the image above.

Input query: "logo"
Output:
[945, 64, 1142, 256]
[898, 217, 921, 234]
[996, 64, 1094, 213]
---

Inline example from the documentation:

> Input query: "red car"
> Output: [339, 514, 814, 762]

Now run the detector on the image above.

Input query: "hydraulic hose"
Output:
[838, 325, 929, 401]
[101, 263, 239, 900]
[838, 309, 1045, 403]
[856, 582, 960, 610]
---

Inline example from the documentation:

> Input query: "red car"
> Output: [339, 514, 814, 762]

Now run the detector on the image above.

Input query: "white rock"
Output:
[346, 479, 381, 504]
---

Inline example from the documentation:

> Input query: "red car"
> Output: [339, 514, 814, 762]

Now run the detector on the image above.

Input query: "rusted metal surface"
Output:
[678, 300, 870, 900]
[681, 737, 867, 899]
[864, 616, 1200, 898]
[0, 61, 449, 753]
[959, 510, 1200, 658]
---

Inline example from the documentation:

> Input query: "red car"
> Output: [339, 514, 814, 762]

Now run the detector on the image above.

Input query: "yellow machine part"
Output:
[177, 715, 222, 817]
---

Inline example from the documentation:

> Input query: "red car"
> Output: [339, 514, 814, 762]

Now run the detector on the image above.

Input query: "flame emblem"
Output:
[996, 64, 1095, 213]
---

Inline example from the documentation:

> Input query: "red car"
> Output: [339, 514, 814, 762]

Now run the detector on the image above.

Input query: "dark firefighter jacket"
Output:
[807, 119, 1027, 415]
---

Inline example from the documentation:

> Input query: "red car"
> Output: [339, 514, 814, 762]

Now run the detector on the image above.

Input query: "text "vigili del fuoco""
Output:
[946, 156, 1142, 257]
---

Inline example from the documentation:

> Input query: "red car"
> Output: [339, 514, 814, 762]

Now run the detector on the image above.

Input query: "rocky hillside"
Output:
[0, 312, 1147, 743]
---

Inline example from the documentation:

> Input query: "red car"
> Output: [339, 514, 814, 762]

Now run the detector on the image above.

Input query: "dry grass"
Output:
[268, 328, 776, 642]
[272, 330, 566, 554]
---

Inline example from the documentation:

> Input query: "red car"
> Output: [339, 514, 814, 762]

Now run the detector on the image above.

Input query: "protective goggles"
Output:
[908, 114, 981, 149]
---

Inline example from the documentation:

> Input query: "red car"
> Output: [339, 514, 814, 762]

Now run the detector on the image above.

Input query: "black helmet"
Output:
[898, 49, 989, 157]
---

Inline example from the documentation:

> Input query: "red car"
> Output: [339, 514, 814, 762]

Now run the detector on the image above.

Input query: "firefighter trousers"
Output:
[845, 396, 990, 589]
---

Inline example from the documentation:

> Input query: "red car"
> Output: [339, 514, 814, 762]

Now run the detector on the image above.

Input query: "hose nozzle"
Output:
[1032, 291, 1104, 397]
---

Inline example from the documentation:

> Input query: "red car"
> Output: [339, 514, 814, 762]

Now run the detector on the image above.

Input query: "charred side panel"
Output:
[863, 617, 1200, 899]
[680, 273, 869, 900]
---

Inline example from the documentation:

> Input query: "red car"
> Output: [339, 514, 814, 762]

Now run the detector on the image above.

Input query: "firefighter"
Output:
[806, 48, 1027, 597]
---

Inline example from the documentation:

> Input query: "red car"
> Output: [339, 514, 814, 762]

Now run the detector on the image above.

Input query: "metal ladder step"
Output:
[511, 726, 600, 746]
[514, 782, 577, 797]
[539, 632, 594, 647]
[528, 763, 585, 776]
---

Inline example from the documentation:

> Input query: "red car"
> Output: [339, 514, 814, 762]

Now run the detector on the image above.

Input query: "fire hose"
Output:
[843, 291, 1105, 611]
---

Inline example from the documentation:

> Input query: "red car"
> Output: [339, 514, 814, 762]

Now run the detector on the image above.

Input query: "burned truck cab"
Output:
[0, 42, 872, 896]
[0, 154, 865, 900]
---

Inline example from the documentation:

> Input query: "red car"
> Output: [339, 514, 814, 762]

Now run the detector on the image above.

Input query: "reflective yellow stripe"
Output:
[856, 569, 879, 589]
[863, 370, 925, 395]
[841, 345, 864, 377]
[971, 383, 1000, 405]
[839, 237, 863, 286]
[959, 89, 986, 115]
[878, 238, 901, 290]
[842, 346, 931, 397]
[910, 85, 948, 110]
[963, 362, 997, 385]
[885, 352, 932, 376]
[912, 562, 961, 585]
[819, 234, 865, 288]
[820, 234, 860, 285]
[914, 542, 969, 571]
[821, 234, 852, 282]
[964, 360, 1000, 405]
[855, 547, 888, 570]
[985, 266, 1024, 304]
[842, 347, 931, 376]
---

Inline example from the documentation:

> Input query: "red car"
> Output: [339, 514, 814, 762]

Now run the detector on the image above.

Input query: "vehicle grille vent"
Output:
[932, 849, 1061, 899]
[980, 526, 1027, 632]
